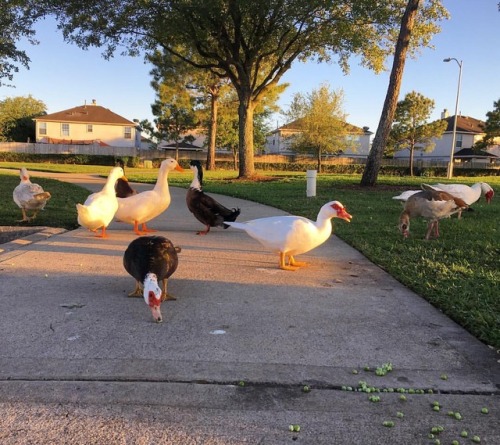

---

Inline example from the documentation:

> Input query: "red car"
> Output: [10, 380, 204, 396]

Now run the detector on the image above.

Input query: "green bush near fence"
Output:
[1, 152, 498, 177]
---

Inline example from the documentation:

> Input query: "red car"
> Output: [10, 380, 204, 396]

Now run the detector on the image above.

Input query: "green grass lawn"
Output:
[1, 162, 499, 349]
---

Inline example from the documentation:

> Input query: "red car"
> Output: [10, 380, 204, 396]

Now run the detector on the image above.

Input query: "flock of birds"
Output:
[393, 181, 494, 240]
[11, 162, 494, 321]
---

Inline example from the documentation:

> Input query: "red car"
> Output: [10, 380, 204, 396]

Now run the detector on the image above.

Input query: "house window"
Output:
[124, 127, 132, 139]
[455, 134, 463, 148]
[87, 124, 93, 133]
[61, 123, 70, 137]
[39, 122, 47, 135]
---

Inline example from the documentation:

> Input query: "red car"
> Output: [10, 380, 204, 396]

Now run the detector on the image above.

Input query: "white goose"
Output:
[115, 158, 184, 235]
[13, 168, 51, 222]
[76, 166, 126, 238]
[226, 201, 352, 271]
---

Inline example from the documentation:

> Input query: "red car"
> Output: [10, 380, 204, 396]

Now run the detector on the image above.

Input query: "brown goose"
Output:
[398, 184, 468, 240]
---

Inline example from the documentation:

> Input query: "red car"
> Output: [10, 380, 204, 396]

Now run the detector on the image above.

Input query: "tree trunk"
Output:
[317, 150, 322, 173]
[361, 0, 421, 186]
[409, 146, 415, 176]
[237, 92, 256, 178]
[206, 93, 218, 171]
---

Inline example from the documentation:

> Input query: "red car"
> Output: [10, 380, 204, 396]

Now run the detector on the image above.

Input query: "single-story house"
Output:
[34, 100, 141, 148]
[264, 119, 373, 157]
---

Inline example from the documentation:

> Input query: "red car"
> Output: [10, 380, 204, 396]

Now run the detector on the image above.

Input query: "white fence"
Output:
[1, 142, 498, 171]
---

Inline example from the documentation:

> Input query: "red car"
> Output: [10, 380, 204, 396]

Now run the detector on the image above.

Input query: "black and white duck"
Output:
[115, 159, 137, 198]
[123, 236, 181, 323]
[186, 160, 240, 235]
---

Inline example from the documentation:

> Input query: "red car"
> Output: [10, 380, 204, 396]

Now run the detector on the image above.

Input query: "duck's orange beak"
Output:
[175, 165, 184, 173]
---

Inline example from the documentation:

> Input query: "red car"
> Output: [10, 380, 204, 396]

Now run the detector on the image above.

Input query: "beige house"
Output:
[265, 119, 373, 157]
[34, 100, 140, 148]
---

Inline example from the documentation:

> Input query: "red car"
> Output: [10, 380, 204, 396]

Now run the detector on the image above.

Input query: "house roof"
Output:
[454, 148, 498, 159]
[160, 141, 202, 150]
[270, 118, 372, 135]
[443, 115, 485, 134]
[34, 104, 136, 126]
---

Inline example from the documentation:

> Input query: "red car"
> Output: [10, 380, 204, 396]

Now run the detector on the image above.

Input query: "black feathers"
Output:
[186, 160, 241, 235]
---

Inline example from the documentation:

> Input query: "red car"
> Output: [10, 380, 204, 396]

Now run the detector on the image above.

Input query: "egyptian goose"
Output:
[13, 167, 51, 222]
[186, 160, 241, 235]
[123, 236, 181, 322]
[115, 159, 137, 198]
[398, 184, 468, 240]
[115, 158, 184, 235]
[226, 201, 352, 271]
[76, 166, 126, 238]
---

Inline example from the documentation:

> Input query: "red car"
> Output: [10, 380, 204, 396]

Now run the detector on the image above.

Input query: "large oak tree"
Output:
[49, 0, 447, 177]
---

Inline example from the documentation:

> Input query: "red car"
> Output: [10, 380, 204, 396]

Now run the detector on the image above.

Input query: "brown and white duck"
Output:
[13, 167, 51, 222]
[123, 236, 181, 323]
[398, 184, 468, 240]
[186, 160, 241, 235]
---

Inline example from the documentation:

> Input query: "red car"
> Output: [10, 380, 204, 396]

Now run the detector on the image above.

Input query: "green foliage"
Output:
[474, 98, 500, 150]
[283, 84, 358, 172]
[388, 91, 447, 176]
[50, 0, 449, 177]
[1, 1, 49, 86]
[0, 95, 47, 142]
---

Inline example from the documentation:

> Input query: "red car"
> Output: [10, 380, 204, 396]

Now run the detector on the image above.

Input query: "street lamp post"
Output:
[443, 57, 463, 179]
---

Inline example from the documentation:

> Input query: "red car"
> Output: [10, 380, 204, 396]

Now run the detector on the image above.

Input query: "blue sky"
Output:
[4, 0, 499, 135]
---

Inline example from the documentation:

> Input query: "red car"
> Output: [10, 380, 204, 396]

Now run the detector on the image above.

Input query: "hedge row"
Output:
[0, 152, 497, 177]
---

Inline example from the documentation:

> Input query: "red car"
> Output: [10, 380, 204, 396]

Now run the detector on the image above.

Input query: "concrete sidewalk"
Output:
[0, 171, 499, 444]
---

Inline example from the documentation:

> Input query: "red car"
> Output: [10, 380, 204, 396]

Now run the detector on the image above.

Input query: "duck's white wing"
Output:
[227, 216, 312, 251]
[392, 190, 420, 201]
[14, 183, 45, 206]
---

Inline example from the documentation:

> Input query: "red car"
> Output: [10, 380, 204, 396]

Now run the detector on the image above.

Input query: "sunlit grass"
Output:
[1, 162, 499, 348]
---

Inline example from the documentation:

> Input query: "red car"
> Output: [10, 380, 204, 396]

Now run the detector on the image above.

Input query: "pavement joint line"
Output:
[1, 377, 499, 396]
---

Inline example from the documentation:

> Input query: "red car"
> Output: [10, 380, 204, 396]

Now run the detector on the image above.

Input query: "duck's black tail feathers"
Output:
[222, 208, 241, 229]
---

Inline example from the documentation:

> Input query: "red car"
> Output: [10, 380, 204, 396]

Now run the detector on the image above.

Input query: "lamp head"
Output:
[443, 58, 451, 62]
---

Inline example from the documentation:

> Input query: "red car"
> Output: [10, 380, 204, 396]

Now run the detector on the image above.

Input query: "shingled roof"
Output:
[444, 115, 485, 134]
[34, 103, 135, 126]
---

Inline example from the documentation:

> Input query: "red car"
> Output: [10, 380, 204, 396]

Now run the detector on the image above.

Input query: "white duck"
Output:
[398, 184, 468, 240]
[115, 158, 184, 235]
[226, 201, 352, 271]
[76, 166, 126, 238]
[432, 182, 494, 206]
[13, 168, 51, 222]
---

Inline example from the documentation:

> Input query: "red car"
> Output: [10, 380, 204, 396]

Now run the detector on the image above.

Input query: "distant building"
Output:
[394, 109, 498, 164]
[264, 119, 373, 157]
[33, 100, 140, 148]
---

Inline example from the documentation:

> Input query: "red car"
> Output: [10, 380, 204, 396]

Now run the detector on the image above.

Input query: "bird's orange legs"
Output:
[95, 226, 109, 238]
[133, 221, 157, 236]
[279, 252, 307, 271]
